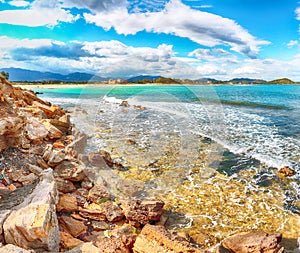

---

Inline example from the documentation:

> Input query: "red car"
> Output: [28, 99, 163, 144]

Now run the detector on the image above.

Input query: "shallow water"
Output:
[35, 84, 300, 251]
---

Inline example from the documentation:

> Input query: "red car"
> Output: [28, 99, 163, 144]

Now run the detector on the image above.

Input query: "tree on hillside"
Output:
[0, 71, 9, 80]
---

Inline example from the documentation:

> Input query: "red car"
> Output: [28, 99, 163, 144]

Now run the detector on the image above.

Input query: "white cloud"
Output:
[188, 48, 238, 63]
[196, 64, 226, 75]
[8, 0, 30, 7]
[296, 7, 300, 20]
[232, 66, 261, 75]
[287, 40, 298, 48]
[84, 0, 269, 58]
[0, 0, 79, 27]
[0, 36, 55, 49]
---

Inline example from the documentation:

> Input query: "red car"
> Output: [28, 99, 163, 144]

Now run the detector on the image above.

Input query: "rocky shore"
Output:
[0, 75, 289, 252]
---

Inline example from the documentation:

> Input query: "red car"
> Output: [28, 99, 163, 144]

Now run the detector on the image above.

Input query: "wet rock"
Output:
[57, 194, 79, 212]
[60, 231, 83, 251]
[120, 100, 130, 107]
[122, 199, 164, 225]
[0, 244, 34, 253]
[54, 160, 86, 182]
[88, 151, 107, 167]
[133, 105, 146, 110]
[59, 215, 87, 238]
[88, 184, 111, 204]
[100, 200, 124, 222]
[278, 166, 296, 177]
[133, 224, 203, 253]
[55, 177, 77, 193]
[3, 168, 60, 252]
[220, 231, 284, 253]
[25, 118, 48, 142]
[98, 150, 125, 170]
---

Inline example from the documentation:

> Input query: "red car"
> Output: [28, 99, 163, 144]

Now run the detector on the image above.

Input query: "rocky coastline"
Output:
[0, 75, 289, 252]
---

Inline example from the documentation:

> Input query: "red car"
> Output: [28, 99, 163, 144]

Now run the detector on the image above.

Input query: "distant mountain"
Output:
[229, 78, 266, 83]
[127, 75, 162, 82]
[0, 68, 105, 82]
[267, 78, 294, 84]
[195, 78, 220, 83]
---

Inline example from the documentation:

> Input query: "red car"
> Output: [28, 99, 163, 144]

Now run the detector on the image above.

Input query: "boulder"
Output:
[57, 194, 79, 212]
[54, 160, 86, 182]
[55, 177, 76, 193]
[219, 231, 285, 253]
[278, 166, 296, 177]
[63, 242, 101, 253]
[25, 118, 48, 142]
[3, 168, 60, 252]
[122, 199, 164, 225]
[42, 120, 63, 139]
[133, 224, 203, 253]
[88, 184, 111, 204]
[59, 215, 86, 238]
[0, 244, 34, 253]
[100, 200, 124, 222]
[60, 231, 83, 251]
[65, 131, 88, 157]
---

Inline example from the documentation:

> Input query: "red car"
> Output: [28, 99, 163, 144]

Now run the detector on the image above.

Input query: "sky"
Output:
[0, 0, 300, 80]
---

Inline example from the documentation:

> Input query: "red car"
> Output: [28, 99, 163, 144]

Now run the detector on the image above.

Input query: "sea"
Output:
[34, 84, 300, 250]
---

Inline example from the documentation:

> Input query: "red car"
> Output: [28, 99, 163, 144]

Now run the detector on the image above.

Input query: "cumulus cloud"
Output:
[296, 7, 300, 20]
[232, 66, 261, 75]
[8, 0, 30, 7]
[62, 0, 127, 12]
[1, 36, 200, 78]
[287, 40, 298, 48]
[196, 64, 226, 76]
[84, 0, 269, 58]
[188, 48, 238, 63]
[0, 0, 79, 27]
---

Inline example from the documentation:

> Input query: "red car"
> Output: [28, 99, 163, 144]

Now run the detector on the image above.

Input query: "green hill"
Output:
[267, 78, 294, 84]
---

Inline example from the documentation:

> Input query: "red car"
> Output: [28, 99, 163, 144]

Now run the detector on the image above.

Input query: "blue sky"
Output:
[0, 0, 300, 80]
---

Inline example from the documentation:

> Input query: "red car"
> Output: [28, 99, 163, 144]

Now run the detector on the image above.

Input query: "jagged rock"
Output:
[88, 184, 111, 204]
[42, 120, 63, 139]
[55, 177, 77, 193]
[88, 151, 107, 167]
[133, 224, 203, 253]
[0, 244, 34, 253]
[50, 117, 71, 134]
[81, 178, 93, 190]
[120, 100, 130, 107]
[25, 118, 48, 142]
[78, 207, 107, 221]
[99, 150, 124, 170]
[219, 231, 284, 253]
[59, 215, 87, 238]
[122, 199, 164, 225]
[63, 242, 101, 253]
[91, 220, 110, 231]
[28, 164, 44, 175]
[54, 160, 86, 182]
[100, 200, 124, 222]
[278, 166, 296, 177]
[65, 131, 88, 157]
[17, 173, 38, 186]
[60, 231, 83, 251]
[0, 116, 23, 151]
[47, 149, 65, 167]
[57, 194, 79, 212]
[3, 168, 60, 252]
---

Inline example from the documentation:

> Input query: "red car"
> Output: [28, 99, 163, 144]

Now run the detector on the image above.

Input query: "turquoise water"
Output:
[35, 84, 300, 213]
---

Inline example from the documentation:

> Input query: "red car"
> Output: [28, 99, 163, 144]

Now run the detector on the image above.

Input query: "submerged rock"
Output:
[133, 224, 203, 253]
[219, 231, 284, 253]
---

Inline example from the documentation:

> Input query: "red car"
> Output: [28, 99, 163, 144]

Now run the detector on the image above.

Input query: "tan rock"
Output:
[65, 130, 88, 157]
[57, 194, 79, 212]
[59, 215, 87, 238]
[28, 164, 44, 175]
[133, 224, 203, 253]
[88, 151, 107, 167]
[93, 236, 131, 253]
[17, 173, 38, 186]
[25, 118, 48, 141]
[63, 242, 101, 253]
[60, 231, 83, 250]
[55, 177, 77, 193]
[3, 168, 60, 252]
[100, 200, 124, 222]
[47, 149, 65, 167]
[42, 120, 63, 139]
[0, 244, 34, 253]
[122, 199, 164, 225]
[220, 231, 284, 253]
[55, 160, 86, 181]
[88, 184, 111, 204]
